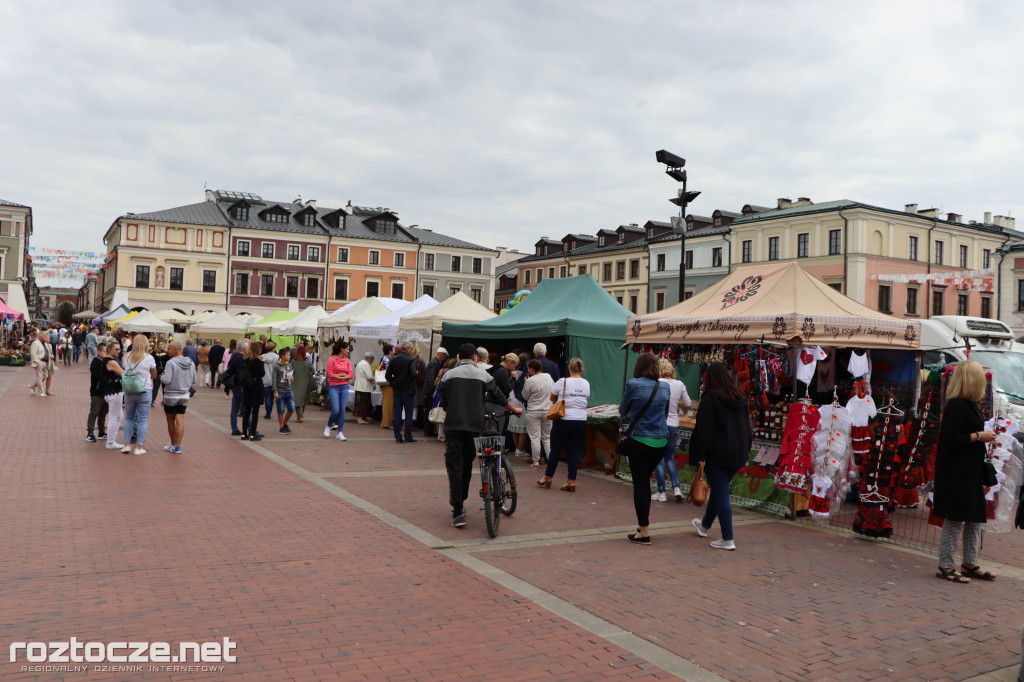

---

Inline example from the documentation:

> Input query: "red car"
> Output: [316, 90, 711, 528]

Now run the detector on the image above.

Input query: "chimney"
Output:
[984, 211, 993, 224]
[905, 203, 918, 214]
[994, 215, 1015, 229]
[205, 190, 216, 202]
[777, 198, 794, 209]
[305, 199, 316, 208]
[918, 208, 940, 219]
[344, 200, 354, 216]
[946, 213, 962, 223]
[795, 197, 812, 206]
[293, 195, 303, 205]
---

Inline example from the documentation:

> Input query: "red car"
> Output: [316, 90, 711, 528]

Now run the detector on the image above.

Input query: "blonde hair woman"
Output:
[652, 358, 691, 502]
[934, 360, 997, 583]
[121, 333, 158, 455]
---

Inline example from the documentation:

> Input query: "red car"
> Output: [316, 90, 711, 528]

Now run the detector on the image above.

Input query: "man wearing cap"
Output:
[423, 347, 447, 438]
[439, 343, 522, 528]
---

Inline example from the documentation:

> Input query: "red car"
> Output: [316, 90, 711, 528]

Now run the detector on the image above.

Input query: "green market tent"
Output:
[247, 310, 300, 350]
[442, 275, 634, 405]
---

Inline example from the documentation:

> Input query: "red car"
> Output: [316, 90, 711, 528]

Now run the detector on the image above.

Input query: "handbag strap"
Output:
[622, 381, 659, 439]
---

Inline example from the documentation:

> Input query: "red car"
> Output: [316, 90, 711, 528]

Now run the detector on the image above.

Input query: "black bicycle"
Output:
[476, 412, 518, 538]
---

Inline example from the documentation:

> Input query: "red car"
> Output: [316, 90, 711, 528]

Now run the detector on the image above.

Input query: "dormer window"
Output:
[233, 206, 248, 221]
[536, 245, 546, 257]
[598, 236, 606, 247]
[565, 240, 575, 251]
[263, 210, 289, 224]
[616, 234, 624, 245]
[374, 218, 396, 235]
[646, 228, 653, 239]
[302, 213, 315, 227]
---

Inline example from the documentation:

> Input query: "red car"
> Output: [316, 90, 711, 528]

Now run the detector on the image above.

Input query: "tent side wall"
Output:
[570, 337, 635, 406]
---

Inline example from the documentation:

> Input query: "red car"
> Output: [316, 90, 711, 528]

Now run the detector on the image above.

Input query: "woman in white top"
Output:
[521, 358, 554, 471]
[121, 333, 158, 456]
[537, 357, 591, 492]
[652, 359, 691, 502]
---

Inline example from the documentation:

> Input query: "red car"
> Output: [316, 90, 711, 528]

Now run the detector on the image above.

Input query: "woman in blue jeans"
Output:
[689, 362, 752, 550]
[652, 359, 691, 502]
[121, 334, 157, 456]
[324, 341, 352, 442]
[537, 358, 591, 492]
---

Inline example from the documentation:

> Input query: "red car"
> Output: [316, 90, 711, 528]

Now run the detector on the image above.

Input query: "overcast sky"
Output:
[2, 1, 1022, 256]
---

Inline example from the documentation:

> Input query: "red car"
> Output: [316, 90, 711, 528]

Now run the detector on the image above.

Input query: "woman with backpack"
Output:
[121, 333, 158, 456]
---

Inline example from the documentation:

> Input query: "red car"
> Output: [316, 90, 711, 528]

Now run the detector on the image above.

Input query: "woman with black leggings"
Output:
[241, 342, 266, 441]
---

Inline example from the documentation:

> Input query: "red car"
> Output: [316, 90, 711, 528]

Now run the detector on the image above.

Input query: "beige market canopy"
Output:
[628, 262, 921, 350]
[398, 291, 496, 332]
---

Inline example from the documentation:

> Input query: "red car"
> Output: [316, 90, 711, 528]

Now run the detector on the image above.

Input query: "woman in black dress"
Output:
[933, 360, 997, 583]
[241, 342, 266, 441]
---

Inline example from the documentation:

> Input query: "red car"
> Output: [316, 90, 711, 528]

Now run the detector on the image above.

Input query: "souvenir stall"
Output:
[0, 298, 26, 365]
[622, 262, 925, 520]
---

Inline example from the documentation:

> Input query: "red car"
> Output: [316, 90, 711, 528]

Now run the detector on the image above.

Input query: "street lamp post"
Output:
[656, 150, 700, 304]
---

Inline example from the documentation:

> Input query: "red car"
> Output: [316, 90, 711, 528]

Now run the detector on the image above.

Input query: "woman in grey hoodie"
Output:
[161, 341, 197, 454]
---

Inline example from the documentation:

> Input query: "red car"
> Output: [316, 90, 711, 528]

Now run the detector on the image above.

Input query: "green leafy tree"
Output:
[57, 301, 76, 326]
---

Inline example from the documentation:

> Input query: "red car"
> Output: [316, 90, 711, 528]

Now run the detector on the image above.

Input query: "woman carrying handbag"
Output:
[689, 362, 752, 551]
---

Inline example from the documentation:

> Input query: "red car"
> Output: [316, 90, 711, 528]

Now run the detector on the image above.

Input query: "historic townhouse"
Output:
[0, 198, 32, 317]
[728, 199, 1022, 322]
[408, 226, 496, 308]
[514, 234, 597, 292]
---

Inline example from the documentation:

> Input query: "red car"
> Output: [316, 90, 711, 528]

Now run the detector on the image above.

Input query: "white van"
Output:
[920, 316, 1024, 428]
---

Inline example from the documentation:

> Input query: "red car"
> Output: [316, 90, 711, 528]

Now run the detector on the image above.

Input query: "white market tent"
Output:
[349, 295, 439, 342]
[153, 308, 195, 324]
[398, 291, 495, 333]
[275, 305, 328, 335]
[190, 310, 247, 336]
[115, 310, 173, 334]
[318, 297, 408, 330]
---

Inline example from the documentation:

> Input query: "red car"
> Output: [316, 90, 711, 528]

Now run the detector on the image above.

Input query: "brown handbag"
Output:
[546, 400, 565, 421]
[686, 461, 710, 507]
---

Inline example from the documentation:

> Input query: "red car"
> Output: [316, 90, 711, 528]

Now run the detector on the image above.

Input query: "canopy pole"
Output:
[622, 343, 629, 394]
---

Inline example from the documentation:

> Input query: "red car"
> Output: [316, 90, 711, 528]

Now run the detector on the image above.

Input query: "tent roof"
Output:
[116, 310, 173, 333]
[628, 262, 920, 349]
[319, 297, 409, 329]
[276, 306, 328, 335]
[443, 275, 632, 341]
[94, 304, 130, 325]
[248, 310, 299, 332]
[399, 291, 496, 332]
[350, 295, 439, 339]
[72, 309, 99, 320]
[153, 308, 195, 324]
[108, 310, 139, 328]
[190, 310, 247, 334]
[0, 298, 24, 320]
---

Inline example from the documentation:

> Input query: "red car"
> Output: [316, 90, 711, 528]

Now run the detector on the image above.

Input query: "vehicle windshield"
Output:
[971, 350, 1024, 403]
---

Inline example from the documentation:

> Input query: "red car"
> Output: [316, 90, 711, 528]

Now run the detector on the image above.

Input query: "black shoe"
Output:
[627, 533, 651, 545]
[405, 438, 418, 444]
[451, 515, 466, 528]
[98, 432, 106, 439]
[254, 432, 264, 438]
[85, 433, 97, 443]
[250, 435, 263, 442]
[241, 434, 249, 440]
[231, 430, 243, 436]
[396, 438, 404, 444]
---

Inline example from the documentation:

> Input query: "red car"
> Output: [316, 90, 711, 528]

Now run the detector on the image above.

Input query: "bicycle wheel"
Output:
[483, 460, 501, 538]
[500, 452, 517, 516]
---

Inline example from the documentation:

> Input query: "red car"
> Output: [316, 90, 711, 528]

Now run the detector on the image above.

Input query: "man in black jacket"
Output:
[533, 342, 560, 382]
[223, 340, 248, 436]
[208, 339, 226, 390]
[439, 343, 522, 528]
[385, 341, 419, 444]
[85, 342, 109, 442]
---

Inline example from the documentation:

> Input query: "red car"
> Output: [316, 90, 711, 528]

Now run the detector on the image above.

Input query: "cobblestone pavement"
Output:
[2, 362, 1023, 681]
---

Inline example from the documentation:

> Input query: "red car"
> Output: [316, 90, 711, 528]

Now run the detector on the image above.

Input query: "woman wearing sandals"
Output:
[933, 360, 998, 583]
[537, 357, 590, 492]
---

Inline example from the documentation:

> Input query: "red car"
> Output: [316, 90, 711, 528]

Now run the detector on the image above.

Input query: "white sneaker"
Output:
[121, 445, 132, 454]
[673, 487, 684, 502]
[336, 432, 346, 441]
[692, 518, 709, 538]
[650, 491, 667, 502]
[710, 539, 736, 550]
[132, 448, 146, 456]
[163, 445, 175, 452]
[106, 442, 124, 450]
[323, 427, 332, 438]
[37, 393, 48, 398]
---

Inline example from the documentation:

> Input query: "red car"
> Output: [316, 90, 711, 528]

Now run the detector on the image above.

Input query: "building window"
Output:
[470, 288, 482, 303]
[958, 293, 968, 316]
[742, 240, 752, 263]
[578, 265, 587, 276]
[262, 243, 275, 259]
[391, 282, 404, 299]
[303, 213, 315, 228]
[983, 249, 991, 269]
[598, 235, 606, 247]
[934, 240, 944, 265]
[334, 279, 348, 300]
[829, 282, 843, 292]
[452, 256, 461, 272]
[537, 268, 543, 282]
[237, 241, 250, 257]
[233, 206, 248, 221]
[629, 260, 640, 279]
[424, 253, 434, 270]
[308, 246, 320, 262]
[908, 235, 918, 261]
[169, 267, 184, 291]
[261, 274, 274, 296]
[235, 273, 249, 295]
[959, 244, 968, 269]
[828, 229, 842, 255]
[202, 270, 216, 293]
[449, 286, 461, 297]
[932, 288, 944, 316]
[524, 269, 532, 285]
[394, 253, 405, 267]
[375, 218, 396, 234]
[422, 283, 434, 298]
[368, 250, 380, 265]
[366, 281, 380, 297]
[797, 233, 809, 258]
[473, 258, 483, 274]
[768, 237, 779, 261]
[656, 291, 665, 311]
[337, 247, 349, 263]
[602, 263, 612, 282]
[616, 262, 625, 280]
[286, 276, 299, 298]
[135, 265, 150, 288]
[629, 295, 638, 313]
[548, 267, 555, 279]
[287, 245, 300, 260]
[559, 265, 567, 278]
[656, 254, 666, 271]
[1018, 281, 1024, 312]
[616, 296, 623, 305]
[906, 287, 918, 315]
[981, 295, 992, 319]
[712, 247, 723, 268]
[684, 251, 693, 269]
[306, 278, 319, 299]
[878, 284, 891, 314]
[265, 212, 288, 223]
